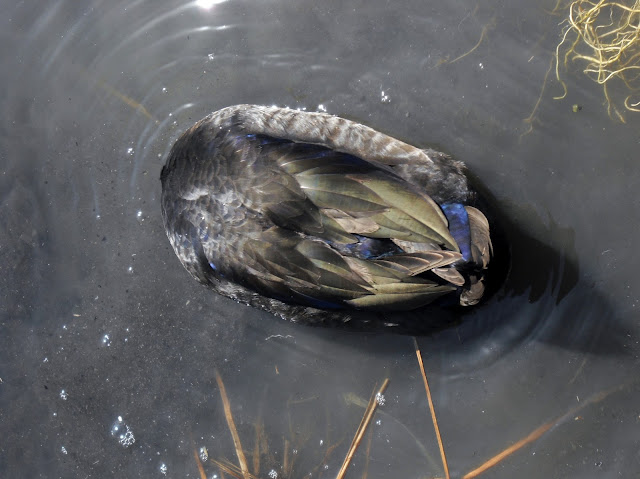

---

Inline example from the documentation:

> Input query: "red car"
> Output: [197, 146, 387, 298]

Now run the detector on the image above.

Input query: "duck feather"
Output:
[161, 105, 496, 319]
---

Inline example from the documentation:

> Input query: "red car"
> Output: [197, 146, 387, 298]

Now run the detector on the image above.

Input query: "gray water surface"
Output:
[1, 0, 639, 478]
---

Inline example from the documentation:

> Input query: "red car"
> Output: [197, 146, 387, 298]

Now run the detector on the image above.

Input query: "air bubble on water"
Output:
[61, 446, 68, 455]
[199, 446, 209, 462]
[268, 470, 278, 479]
[375, 392, 386, 406]
[380, 90, 390, 103]
[160, 463, 167, 475]
[112, 416, 123, 432]
[208, 53, 215, 61]
[376, 419, 382, 426]
[102, 334, 111, 347]
[162, 87, 167, 93]
[317, 104, 327, 112]
[111, 416, 135, 447]
[127, 266, 134, 274]
[59, 389, 68, 400]
[127, 147, 134, 156]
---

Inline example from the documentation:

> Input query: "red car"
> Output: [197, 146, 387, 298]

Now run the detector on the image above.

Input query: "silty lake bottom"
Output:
[1, 0, 639, 477]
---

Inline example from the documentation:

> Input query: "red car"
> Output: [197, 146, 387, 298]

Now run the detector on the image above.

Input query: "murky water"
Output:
[1, 0, 639, 477]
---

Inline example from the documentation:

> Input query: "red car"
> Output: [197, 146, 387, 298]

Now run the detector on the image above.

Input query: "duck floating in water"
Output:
[161, 105, 496, 325]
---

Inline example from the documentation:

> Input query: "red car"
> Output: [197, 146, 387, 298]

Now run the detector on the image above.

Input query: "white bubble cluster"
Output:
[119, 426, 135, 447]
[160, 463, 167, 475]
[59, 389, 68, 400]
[375, 392, 386, 406]
[268, 470, 278, 479]
[111, 416, 135, 447]
[199, 446, 209, 462]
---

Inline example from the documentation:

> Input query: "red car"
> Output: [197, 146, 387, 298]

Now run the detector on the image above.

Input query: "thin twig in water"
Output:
[462, 382, 624, 478]
[414, 338, 450, 479]
[96, 79, 158, 123]
[252, 420, 262, 475]
[283, 438, 290, 477]
[211, 458, 258, 479]
[521, 55, 556, 140]
[361, 427, 374, 479]
[193, 446, 207, 479]
[336, 378, 390, 479]
[449, 17, 495, 64]
[462, 422, 553, 479]
[215, 370, 251, 479]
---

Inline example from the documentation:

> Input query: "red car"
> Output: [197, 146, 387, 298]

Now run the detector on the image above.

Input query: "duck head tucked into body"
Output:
[161, 104, 500, 326]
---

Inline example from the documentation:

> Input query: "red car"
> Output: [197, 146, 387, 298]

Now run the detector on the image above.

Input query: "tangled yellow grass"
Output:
[555, 0, 640, 121]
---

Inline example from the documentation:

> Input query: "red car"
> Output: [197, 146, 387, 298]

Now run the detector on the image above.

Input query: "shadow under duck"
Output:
[161, 105, 500, 326]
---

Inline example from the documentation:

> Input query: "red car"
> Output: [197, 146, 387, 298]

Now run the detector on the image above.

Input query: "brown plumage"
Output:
[161, 105, 494, 324]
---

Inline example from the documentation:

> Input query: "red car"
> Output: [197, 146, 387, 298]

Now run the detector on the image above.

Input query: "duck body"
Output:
[161, 105, 495, 325]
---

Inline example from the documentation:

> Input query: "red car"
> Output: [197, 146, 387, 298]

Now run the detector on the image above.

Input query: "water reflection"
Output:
[194, 0, 229, 9]
[1, 0, 639, 477]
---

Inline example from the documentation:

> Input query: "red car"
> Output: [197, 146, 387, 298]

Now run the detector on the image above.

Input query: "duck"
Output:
[161, 104, 497, 325]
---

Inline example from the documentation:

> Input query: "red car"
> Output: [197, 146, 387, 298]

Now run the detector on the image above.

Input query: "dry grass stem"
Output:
[449, 18, 495, 64]
[554, 0, 640, 120]
[462, 383, 623, 477]
[462, 422, 553, 479]
[194, 446, 208, 479]
[361, 427, 374, 479]
[283, 438, 290, 476]
[215, 370, 251, 479]
[521, 55, 556, 138]
[335, 378, 390, 479]
[211, 458, 259, 479]
[414, 338, 450, 479]
[252, 421, 263, 475]
[96, 79, 158, 123]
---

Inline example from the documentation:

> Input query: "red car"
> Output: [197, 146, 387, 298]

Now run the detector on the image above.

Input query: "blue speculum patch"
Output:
[440, 203, 472, 262]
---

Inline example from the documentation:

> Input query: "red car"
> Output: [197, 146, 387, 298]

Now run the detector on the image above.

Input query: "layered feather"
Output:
[161, 105, 494, 316]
